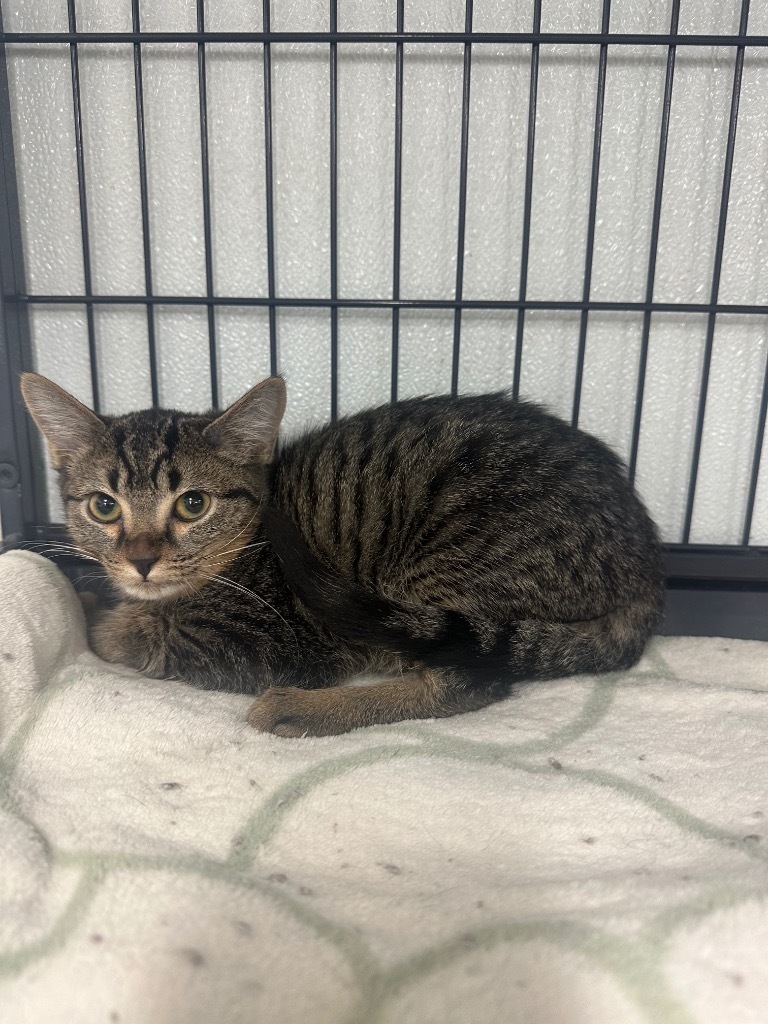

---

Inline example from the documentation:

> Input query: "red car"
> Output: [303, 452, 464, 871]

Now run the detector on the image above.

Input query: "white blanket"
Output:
[1, 549, 767, 1024]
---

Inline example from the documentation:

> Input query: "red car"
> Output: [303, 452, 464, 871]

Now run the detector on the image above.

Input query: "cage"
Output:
[0, 0, 767, 637]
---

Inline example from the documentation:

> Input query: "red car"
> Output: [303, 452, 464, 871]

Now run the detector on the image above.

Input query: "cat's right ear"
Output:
[20, 373, 105, 470]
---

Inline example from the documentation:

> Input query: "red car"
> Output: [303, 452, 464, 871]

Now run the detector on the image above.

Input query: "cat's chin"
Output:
[117, 579, 190, 602]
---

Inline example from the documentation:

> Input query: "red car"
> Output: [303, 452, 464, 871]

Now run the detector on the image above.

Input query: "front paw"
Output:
[88, 606, 165, 676]
[247, 688, 310, 737]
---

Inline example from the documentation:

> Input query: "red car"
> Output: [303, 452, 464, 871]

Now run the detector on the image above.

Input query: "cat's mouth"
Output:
[115, 574, 192, 602]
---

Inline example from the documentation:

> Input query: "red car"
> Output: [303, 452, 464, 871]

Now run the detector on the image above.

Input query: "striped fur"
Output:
[21, 373, 665, 736]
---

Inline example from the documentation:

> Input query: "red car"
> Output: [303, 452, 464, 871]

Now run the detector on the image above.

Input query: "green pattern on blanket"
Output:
[0, 550, 766, 1024]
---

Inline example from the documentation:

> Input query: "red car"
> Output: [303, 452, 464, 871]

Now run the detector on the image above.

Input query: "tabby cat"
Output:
[21, 373, 665, 736]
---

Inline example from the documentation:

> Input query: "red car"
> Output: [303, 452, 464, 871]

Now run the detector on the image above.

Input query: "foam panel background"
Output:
[3, 0, 767, 544]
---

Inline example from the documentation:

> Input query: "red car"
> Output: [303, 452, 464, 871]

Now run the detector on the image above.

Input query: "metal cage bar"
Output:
[261, 0, 278, 375]
[628, 0, 681, 485]
[66, 0, 100, 412]
[450, 0, 473, 397]
[682, 0, 751, 544]
[742, 335, 768, 546]
[13, 294, 768, 315]
[131, 0, 160, 407]
[390, 0, 405, 404]
[512, 0, 542, 400]
[196, 0, 219, 409]
[571, 0, 611, 428]
[329, 0, 339, 419]
[3, 31, 768, 46]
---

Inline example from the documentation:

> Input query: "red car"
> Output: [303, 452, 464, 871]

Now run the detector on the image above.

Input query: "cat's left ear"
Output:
[202, 376, 287, 464]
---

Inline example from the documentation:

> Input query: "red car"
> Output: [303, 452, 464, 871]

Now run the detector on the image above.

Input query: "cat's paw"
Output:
[88, 605, 165, 676]
[246, 687, 312, 737]
[247, 687, 330, 737]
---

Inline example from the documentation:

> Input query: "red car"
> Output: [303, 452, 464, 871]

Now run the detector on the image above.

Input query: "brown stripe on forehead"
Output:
[149, 453, 165, 487]
[163, 415, 180, 450]
[148, 414, 182, 489]
[112, 424, 135, 487]
[148, 454, 181, 490]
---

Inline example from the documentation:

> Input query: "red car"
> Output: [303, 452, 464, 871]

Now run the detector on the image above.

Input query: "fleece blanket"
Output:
[0, 550, 767, 1024]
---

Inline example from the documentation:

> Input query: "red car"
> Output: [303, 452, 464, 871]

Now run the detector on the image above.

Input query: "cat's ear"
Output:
[202, 376, 287, 464]
[20, 373, 106, 470]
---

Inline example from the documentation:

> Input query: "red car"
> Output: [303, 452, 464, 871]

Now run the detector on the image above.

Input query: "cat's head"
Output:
[21, 374, 286, 601]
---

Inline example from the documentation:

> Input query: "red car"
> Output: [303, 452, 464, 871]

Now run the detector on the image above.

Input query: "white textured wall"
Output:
[4, 0, 768, 544]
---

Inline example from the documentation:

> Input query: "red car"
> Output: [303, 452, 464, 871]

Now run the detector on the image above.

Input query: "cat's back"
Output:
[271, 391, 633, 518]
[271, 392, 548, 529]
[268, 392, 660, 617]
[273, 390, 592, 485]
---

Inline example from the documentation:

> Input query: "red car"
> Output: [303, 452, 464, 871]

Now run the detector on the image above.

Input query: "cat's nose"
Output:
[129, 557, 159, 580]
[124, 532, 161, 579]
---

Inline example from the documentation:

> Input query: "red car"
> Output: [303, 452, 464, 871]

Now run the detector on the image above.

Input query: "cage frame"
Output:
[1, 0, 767, 637]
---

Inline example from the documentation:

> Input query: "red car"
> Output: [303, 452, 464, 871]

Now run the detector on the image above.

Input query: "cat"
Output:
[21, 372, 665, 736]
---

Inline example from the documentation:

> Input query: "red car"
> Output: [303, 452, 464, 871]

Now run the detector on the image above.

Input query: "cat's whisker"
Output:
[220, 509, 262, 549]
[224, 540, 268, 553]
[24, 539, 86, 553]
[25, 541, 101, 564]
[36, 549, 100, 562]
[197, 571, 274, 610]
[198, 552, 268, 571]
[76, 573, 110, 587]
[168, 524, 267, 575]
[165, 547, 264, 575]
[197, 571, 297, 644]
[24, 539, 75, 548]
[198, 541, 268, 565]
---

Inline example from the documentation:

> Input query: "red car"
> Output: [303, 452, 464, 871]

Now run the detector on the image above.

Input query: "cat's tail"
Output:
[262, 506, 662, 680]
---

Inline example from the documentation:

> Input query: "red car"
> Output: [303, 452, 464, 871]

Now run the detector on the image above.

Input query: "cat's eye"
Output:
[174, 491, 211, 522]
[88, 492, 122, 523]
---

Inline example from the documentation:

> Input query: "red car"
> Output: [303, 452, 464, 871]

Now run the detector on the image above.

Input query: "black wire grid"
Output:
[1, 0, 767, 574]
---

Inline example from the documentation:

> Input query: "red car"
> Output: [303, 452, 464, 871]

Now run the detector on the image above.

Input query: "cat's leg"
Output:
[246, 667, 504, 737]
[91, 601, 240, 685]
[90, 599, 346, 693]
[89, 602, 173, 677]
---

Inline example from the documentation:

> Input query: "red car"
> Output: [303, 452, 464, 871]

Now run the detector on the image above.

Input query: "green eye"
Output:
[174, 491, 211, 522]
[88, 492, 122, 523]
